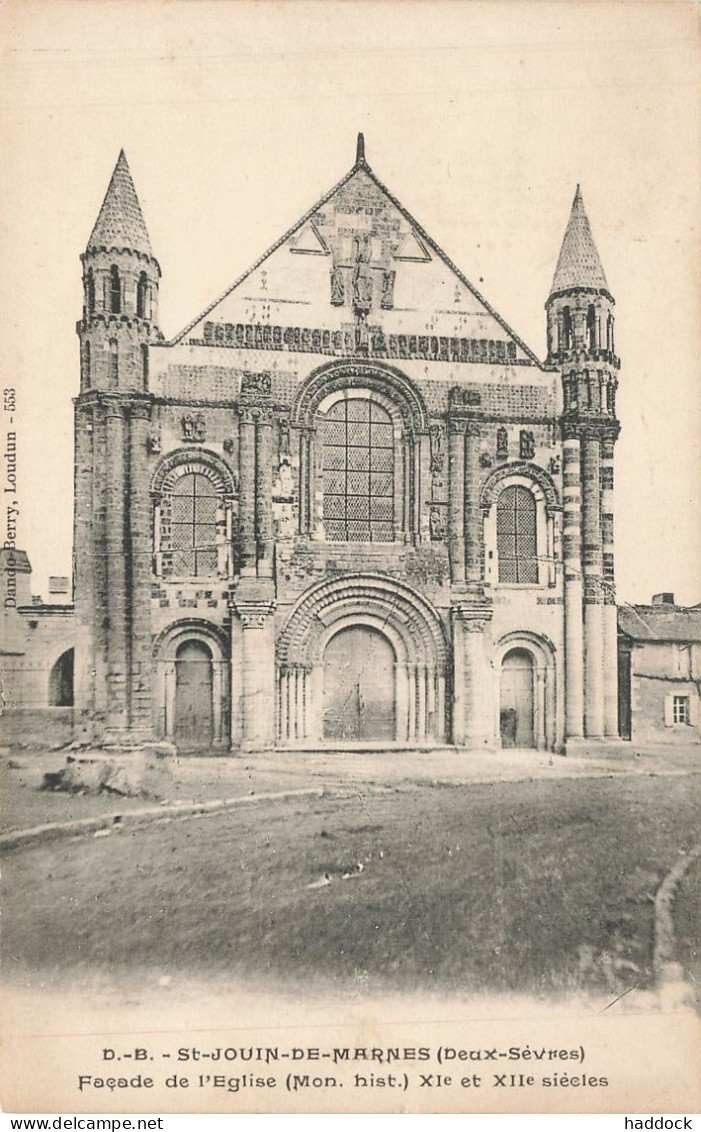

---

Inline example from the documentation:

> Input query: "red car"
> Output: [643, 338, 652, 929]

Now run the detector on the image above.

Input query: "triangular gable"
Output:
[171, 157, 543, 367]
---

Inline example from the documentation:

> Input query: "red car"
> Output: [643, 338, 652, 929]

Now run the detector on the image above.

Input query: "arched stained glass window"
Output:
[170, 473, 218, 576]
[497, 485, 537, 583]
[321, 398, 394, 542]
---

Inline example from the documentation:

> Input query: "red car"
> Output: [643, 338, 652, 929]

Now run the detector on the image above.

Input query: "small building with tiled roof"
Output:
[618, 595, 701, 744]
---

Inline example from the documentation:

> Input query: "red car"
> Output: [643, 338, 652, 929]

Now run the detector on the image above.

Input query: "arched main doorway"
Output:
[174, 639, 214, 749]
[500, 648, 535, 748]
[323, 625, 396, 741]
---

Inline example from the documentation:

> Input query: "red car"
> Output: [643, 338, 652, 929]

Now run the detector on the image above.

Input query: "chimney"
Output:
[651, 592, 675, 605]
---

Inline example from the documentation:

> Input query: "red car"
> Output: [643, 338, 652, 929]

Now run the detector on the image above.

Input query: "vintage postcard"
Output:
[1, 0, 698, 1118]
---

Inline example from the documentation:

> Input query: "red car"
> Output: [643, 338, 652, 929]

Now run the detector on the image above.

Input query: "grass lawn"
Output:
[3, 774, 698, 1000]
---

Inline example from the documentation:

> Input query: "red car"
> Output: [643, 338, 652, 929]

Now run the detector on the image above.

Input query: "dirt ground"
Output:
[3, 761, 699, 1004]
[2, 740, 698, 834]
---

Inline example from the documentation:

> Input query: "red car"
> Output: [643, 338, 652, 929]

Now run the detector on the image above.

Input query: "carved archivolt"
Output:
[152, 617, 230, 661]
[291, 359, 429, 434]
[150, 446, 237, 500]
[480, 461, 560, 513]
[276, 573, 448, 670]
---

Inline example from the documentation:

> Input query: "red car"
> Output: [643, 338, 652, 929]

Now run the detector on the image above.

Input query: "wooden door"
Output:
[323, 626, 396, 741]
[174, 640, 214, 750]
[500, 648, 535, 748]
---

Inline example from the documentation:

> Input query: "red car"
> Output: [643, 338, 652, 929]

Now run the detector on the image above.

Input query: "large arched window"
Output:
[152, 453, 236, 580]
[496, 485, 538, 583]
[170, 472, 218, 576]
[320, 398, 394, 542]
[292, 362, 428, 543]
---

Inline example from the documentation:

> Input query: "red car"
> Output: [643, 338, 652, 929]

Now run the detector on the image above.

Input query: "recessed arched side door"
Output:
[500, 648, 535, 748]
[174, 639, 214, 750]
[323, 625, 396, 742]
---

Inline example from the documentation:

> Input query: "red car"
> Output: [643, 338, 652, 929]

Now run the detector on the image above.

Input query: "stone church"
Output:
[68, 135, 621, 753]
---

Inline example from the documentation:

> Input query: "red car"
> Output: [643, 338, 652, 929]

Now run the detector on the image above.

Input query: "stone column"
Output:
[452, 605, 494, 748]
[298, 429, 309, 535]
[451, 608, 465, 745]
[601, 432, 619, 736]
[448, 421, 466, 584]
[234, 599, 276, 749]
[562, 429, 584, 739]
[72, 399, 95, 740]
[104, 398, 128, 734]
[255, 408, 274, 577]
[128, 400, 154, 735]
[581, 430, 605, 738]
[91, 402, 109, 729]
[415, 433, 428, 542]
[238, 407, 257, 576]
[464, 423, 483, 589]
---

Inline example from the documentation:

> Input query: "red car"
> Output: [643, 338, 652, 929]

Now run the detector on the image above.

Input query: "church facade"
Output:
[71, 137, 621, 753]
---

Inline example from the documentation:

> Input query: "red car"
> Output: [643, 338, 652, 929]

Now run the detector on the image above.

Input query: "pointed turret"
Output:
[78, 150, 161, 394]
[550, 185, 608, 297]
[546, 185, 617, 369]
[87, 150, 153, 256]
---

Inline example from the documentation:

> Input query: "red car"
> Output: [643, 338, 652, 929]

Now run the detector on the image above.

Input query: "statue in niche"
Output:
[520, 430, 535, 461]
[354, 316, 369, 354]
[496, 426, 509, 460]
[549, 455, 561, 475]
[276, 506, 296, 540]
[278, 417, 291, 458]
[274, 456, 294, 499]
[480, 451, 493, 469]
[429, 507, 445, 542]
[148, 432, 161, 455]
[429, 424, 444, 473]
[182, 413, 206, 442]
[223, 437, 235, 455]
[330, 267, 345, 307]
[381, 270, 396, 310]
[352, 235, 374, 312]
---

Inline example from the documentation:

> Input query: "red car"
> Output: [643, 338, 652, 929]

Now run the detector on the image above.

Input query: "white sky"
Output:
[1, 0, 698, 605]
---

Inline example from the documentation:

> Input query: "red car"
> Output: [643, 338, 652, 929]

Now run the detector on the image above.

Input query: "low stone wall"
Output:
[1, 707, 74, 750]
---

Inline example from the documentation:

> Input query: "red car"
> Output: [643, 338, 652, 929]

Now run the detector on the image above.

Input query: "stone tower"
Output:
[73, 151, 159, 744]
[546, 185, 620, 741]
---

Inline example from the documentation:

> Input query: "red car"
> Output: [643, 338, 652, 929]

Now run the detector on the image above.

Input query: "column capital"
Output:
[129, 400, 153, 422]
[453, 604, 493, 632]
[561, 417, 621, 444]
[238, 404, 274, 426]
[102, 396, 126, 420]
[234, 600, 276, 630]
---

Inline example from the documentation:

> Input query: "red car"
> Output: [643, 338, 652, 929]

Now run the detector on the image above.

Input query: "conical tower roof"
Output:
[86, 150, 153, 256]
[550, 185, 608, 295]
